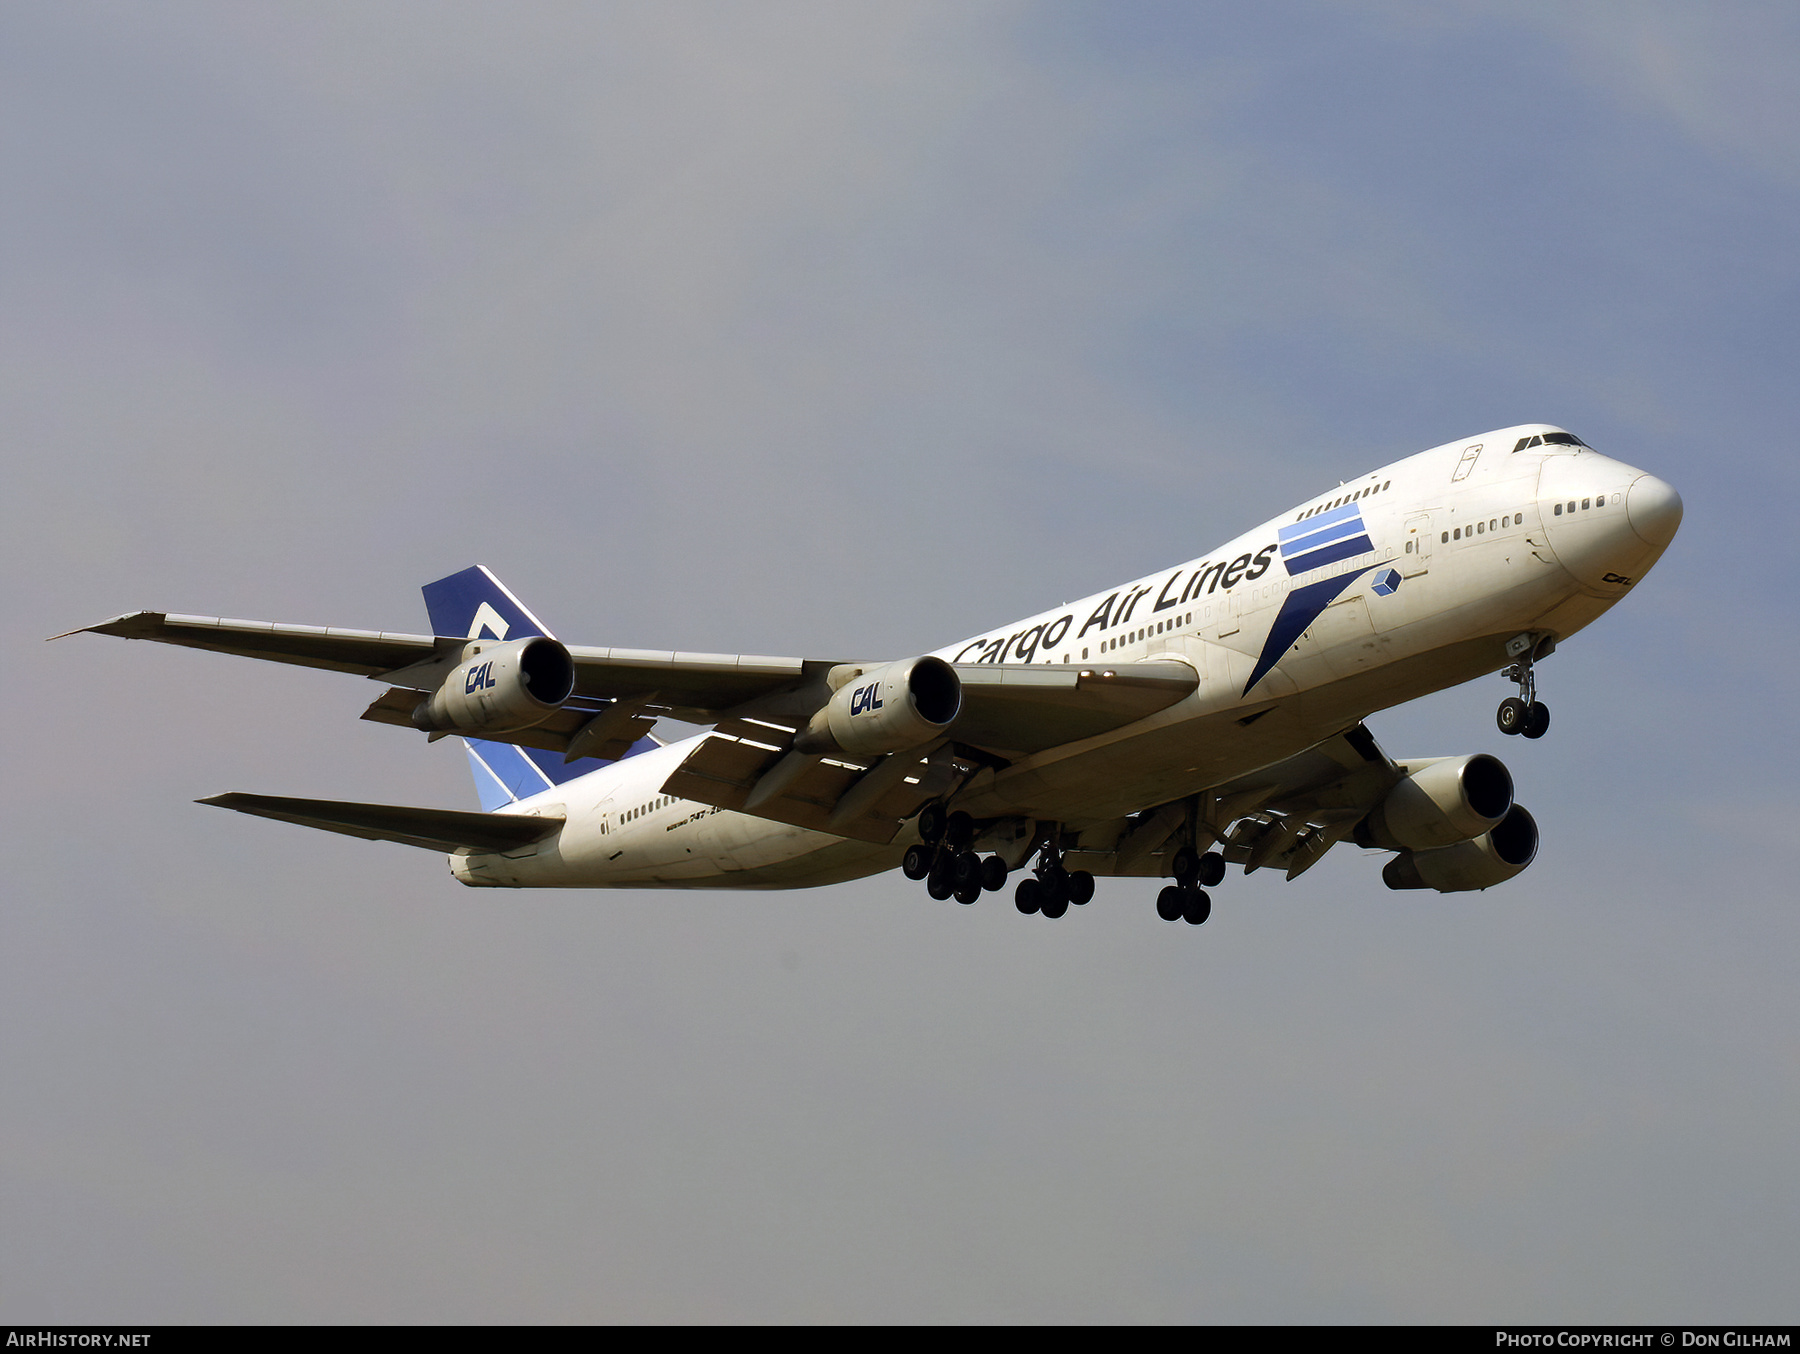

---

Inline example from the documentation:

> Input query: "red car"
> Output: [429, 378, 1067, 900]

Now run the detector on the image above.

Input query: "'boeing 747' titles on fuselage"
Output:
[69, 424, 1681, 925]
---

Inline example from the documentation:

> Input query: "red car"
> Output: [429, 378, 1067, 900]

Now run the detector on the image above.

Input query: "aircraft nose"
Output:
[1626, 474, 1683, 547]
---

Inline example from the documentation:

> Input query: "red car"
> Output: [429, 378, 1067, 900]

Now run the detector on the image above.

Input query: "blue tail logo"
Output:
[421, 565, 656, 811]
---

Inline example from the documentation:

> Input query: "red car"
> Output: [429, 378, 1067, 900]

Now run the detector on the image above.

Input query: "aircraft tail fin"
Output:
[420, 565, 657, 811]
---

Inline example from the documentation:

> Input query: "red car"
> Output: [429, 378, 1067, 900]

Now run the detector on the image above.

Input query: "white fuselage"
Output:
[451, 425, 1680, 889]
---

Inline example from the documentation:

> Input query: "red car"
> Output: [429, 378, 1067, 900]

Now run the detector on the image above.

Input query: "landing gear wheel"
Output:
[1066, 871, 1095, 906]
[1042, 865, 1070, 906]
[1156, 886, 1185, 922]
[1522, 701, 1550, 739]
[1015, 878, 1044, 915]
[918, 803, 947, 845]
[980, 856, 1008, 892]
[1198, 851, 1226, 888]
[1171, 846, 1200, 885]
[1181, 888, 1212, 925]
[954, 882, 982, 905]
[902, 845, 932, 880]
[927, 872, 955, 901]
[1497, 697, 1528, 736]
[1041, 892, 1069, 919]
[944, 811, 975, 851]
[952, 851, 982, 891]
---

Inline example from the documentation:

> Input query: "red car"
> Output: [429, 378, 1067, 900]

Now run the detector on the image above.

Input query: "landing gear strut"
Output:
[1497, 635, 1552, 740]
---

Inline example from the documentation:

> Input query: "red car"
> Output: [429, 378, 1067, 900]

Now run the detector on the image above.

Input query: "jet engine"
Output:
[1354, 753, 1514, 852]
[410, 636, 576, 735]
[793, 656, 962, 757]
[1381, 804, 1539, 892]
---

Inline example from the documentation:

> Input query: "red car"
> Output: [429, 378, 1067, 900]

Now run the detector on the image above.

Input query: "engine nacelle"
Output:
[411, 636, 576, 735]
[1355, 753, 1514, 852]
[1382, 804, 1539, 892]
[794, 656, 962, 757]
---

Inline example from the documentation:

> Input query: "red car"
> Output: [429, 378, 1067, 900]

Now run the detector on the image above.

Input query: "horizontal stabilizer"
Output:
[197, 793, 563, 853]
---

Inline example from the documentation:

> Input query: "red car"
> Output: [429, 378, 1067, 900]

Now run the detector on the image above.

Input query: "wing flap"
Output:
[659, 730, 956, 845]
[562, 646, 808, 718]
[197, 792, 563, 853]
[949, 660, 1198, 753]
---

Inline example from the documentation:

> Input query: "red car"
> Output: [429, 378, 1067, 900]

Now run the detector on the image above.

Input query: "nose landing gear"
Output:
[1497, 634, 1553, 739]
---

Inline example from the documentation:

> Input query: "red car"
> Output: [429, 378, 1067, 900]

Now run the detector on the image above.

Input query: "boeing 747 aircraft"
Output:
[68, 424, 1681, 924]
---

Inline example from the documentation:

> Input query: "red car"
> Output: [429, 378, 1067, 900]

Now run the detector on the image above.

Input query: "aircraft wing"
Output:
[67, 613, 1200, 808]
[658, 661, 1201, 843]
[197, 792, 563, 853]
[1067, 723, 1405, 880]
[66, 610, 444, 676]
[950, 661, 1197, 754]
[63, 610, 811, 721]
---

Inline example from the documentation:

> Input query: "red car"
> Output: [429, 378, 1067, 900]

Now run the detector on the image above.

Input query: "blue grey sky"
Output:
[3, 2, 1795, 1322]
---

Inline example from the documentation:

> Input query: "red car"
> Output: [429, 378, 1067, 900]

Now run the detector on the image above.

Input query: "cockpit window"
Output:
[1513, 431, 1589, 451]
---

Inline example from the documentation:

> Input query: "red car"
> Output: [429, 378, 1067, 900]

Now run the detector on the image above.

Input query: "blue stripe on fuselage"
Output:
[1278, 501, 1362, 542]
[1282, 532, 1375, 576]
[1281, 516, 1366, 559]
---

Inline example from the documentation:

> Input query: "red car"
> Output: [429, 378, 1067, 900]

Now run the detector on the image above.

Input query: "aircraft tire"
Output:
[1041, 893, 1069, 919]
[1043, 865, 1070, 905]
[1497, 697, 1528, 735]
[927, 873, 955, 901]
[1171, 846, 1200, 885]
[1067, 870, 1095, 905]
[902, 845, 932, 880]
[945, 811, 975, 850]
[1522, 701, 1550, 739]
[1182, 888, 1212, 925]
[952, 851, 982, 890]
[1015, 878, 1044, 914]
[918, 803, 947, 845]
[1198, 851, 1226, 887]
[1157, 886, 1185, 921]
[954, 882, 982, 905]
[980, 856, 1008, 892]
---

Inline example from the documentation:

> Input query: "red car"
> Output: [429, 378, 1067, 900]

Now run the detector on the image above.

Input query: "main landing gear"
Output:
[1011, 839, 1095, 920]
[1496, 635, 1552, 740]
[1155, 844, 1224, 925]
[905, 805, 1009, 905]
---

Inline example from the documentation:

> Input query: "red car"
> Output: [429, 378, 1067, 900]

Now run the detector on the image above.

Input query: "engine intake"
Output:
[1382, 804, 1539, 892]
[1355, 753, 1514, 852]
[794, 656, 962, 757]
[411, 636, 575, 735]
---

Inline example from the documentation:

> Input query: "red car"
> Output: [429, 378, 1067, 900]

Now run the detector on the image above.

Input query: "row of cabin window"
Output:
[1553, 494, 1615, 515]
[624, 795, 673, 823]
[1098, 612, 1194, 653]
[1441, 513, 1521, 543]
[1297, 480, 1393, 521]
[1431, 493, 1615, 546]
